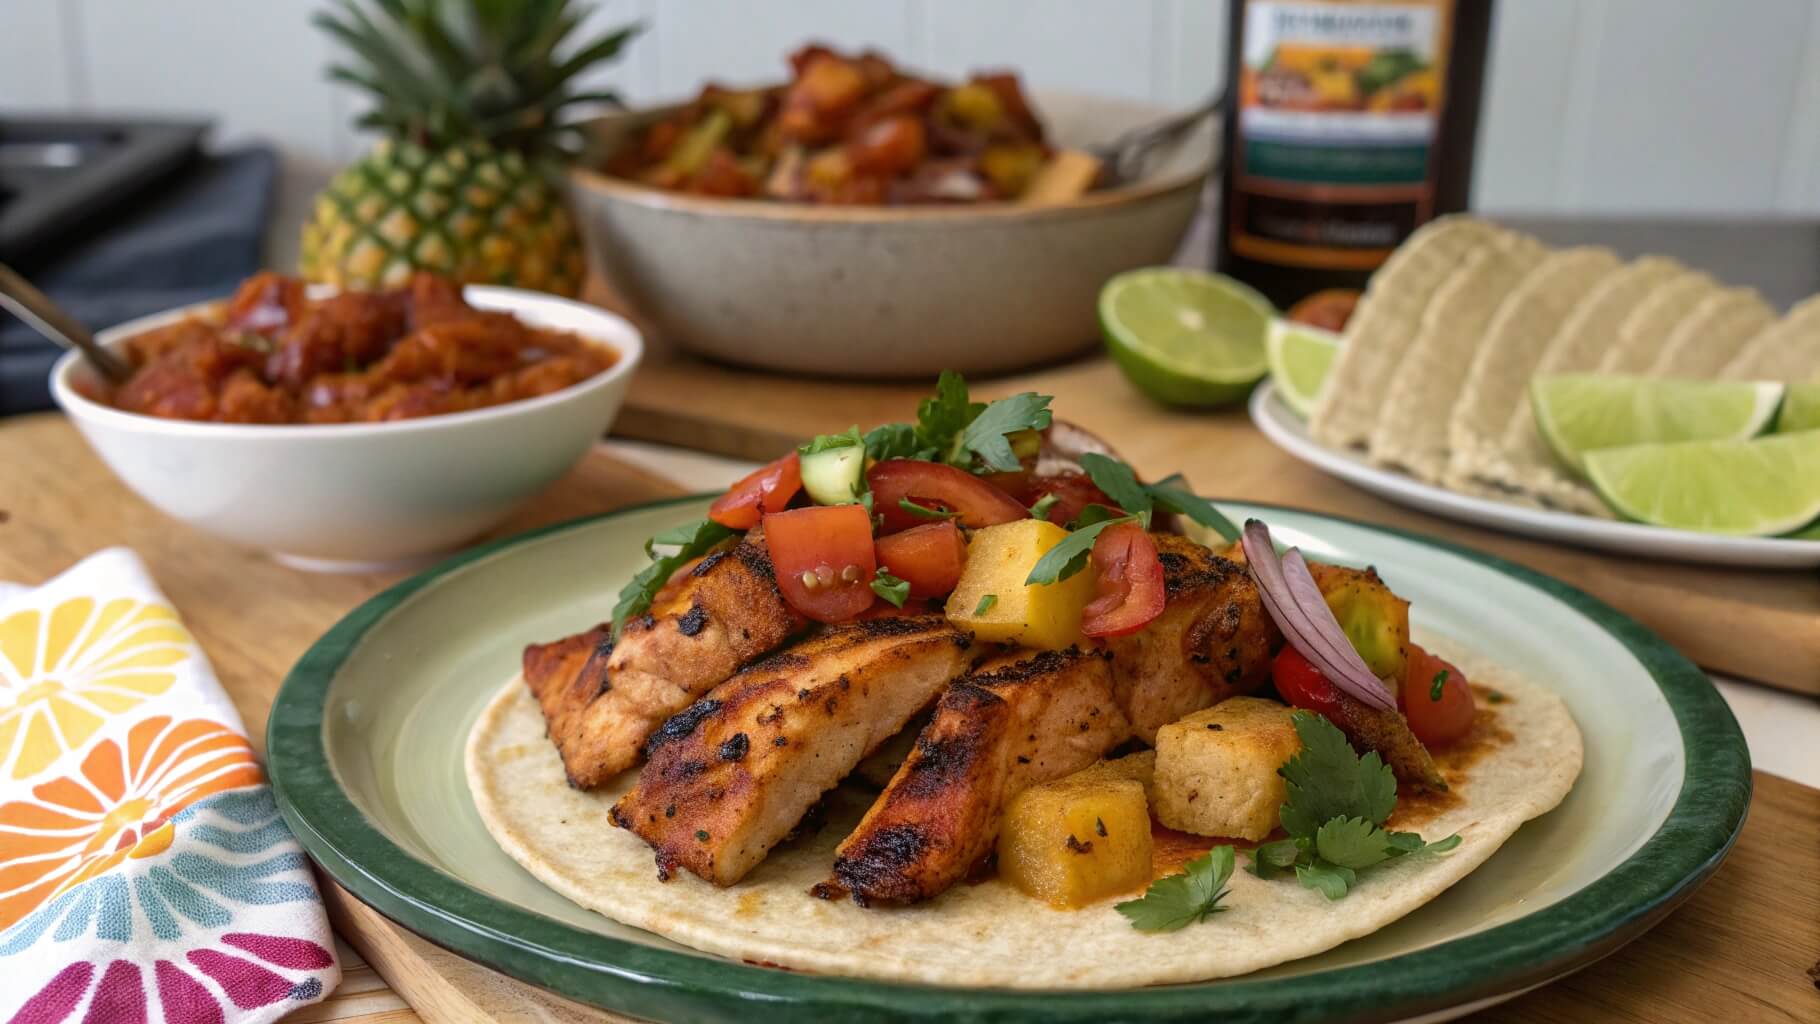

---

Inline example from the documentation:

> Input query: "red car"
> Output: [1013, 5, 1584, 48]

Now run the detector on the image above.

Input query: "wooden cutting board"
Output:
[613, 344, 1820, 696]
[2, 413, 1815, 1024]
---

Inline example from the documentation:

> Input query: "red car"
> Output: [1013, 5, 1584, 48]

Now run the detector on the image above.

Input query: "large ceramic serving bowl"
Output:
[267, 497, 1749, 1022]
[51, 287, 643, 572]
[569, 93, 1215, 378]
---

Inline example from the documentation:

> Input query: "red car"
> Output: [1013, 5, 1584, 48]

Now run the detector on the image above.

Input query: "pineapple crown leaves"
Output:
[316, 0, 641, 160]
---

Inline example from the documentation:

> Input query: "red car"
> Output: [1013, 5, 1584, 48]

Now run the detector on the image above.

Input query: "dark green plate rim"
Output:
[268, 495, 1752, 1024]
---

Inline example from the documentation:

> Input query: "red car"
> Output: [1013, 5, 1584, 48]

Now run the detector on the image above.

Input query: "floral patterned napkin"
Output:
[0, 549, 338, 1024]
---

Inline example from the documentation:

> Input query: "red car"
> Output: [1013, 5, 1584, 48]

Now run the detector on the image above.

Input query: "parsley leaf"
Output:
[871, 568, 910, 608]
[1024, 515, 1136, 586]
[1429, 669, 1449, 702]
[1115, 845, 1235, 931]
[615, 519, 737, 633]
[1295, 860, 1357, 901]
[1078, 452, 1152, 517]
[1277, 711, 1398, 838]
[1028, 493, 1060, 521]
[863, 422, 927, 462]
[1145, 474, 1242, 543]
[1071, 503, 1129, 529]
[1248, 837, 1305, 880]
[973, 593, 998, 616]
[953, 392, 1053, 472]
[898, 498, 957, 520]
[914, 370, 985, 455]
[1314, 816, 1396, 870]
[800, 425, 863, 456]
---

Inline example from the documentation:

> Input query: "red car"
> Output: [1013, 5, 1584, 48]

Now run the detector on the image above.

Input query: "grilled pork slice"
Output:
[610, 616, 974, 886]
[1102, 533, 1281, 743]
[833, 647, 1128, 905]
[522, 528, 806, 789]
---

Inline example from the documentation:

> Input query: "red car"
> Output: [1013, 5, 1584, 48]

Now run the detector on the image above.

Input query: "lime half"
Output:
[1778, 381, 1820, 433]
[1100, 269, 1274, 407]
[1530, 374, 1784, 477]
[1585, 431, 1820, 535]
[1266, 319, 1341, 418]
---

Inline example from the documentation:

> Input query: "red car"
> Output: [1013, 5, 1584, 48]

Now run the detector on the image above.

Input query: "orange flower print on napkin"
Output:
[0, 598, 192, 780]
[0, 716, 262, 930]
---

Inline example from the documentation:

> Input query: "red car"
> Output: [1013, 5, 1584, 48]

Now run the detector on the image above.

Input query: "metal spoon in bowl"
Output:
[0, 261, 132, 384]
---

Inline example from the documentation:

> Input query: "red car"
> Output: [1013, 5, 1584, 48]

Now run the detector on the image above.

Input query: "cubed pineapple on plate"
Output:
[997, 772, 1153, 908]
[945, 519, 1096, 650]
[1152, 696, 1301, 841]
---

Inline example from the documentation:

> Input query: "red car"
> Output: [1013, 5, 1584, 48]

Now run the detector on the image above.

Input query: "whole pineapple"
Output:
[300, 0, 639, 297]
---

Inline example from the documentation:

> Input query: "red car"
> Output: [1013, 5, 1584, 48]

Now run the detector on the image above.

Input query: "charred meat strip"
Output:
[522, 528, 806, 788]
[611, 616, 974, 886]
[1102, 533, 1281, 743]
[833, 646, 1128, 905]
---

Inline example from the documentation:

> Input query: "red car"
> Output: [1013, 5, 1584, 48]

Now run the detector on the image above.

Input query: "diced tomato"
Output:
[868, 459, 1030, 533]
[1401, 643, 1475, 747]
[1026, 471, 1120, 527]
[709, 452, 802, 529]
[1080, 522, 1165, 637]
[764, 504, 877, 622]
[1270, 645, 1342, 718]
[874, 520, 968, 598]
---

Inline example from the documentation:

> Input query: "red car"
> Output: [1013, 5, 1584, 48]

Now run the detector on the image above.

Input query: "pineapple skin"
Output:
[299, 139, 586, 297]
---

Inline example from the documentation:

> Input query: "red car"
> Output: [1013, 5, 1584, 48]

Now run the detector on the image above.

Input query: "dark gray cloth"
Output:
[1, 147, 277, 415]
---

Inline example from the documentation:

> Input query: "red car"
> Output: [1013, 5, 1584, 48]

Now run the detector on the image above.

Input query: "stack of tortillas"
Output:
[1307, 215, 1820, 516]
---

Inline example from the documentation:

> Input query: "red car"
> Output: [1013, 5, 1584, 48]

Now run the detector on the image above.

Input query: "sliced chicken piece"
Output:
[522, 528, 806, 788]
[832, 646, 1127, 905]
[1102, 533, 1280, 742]
[610, 616, 974, 886]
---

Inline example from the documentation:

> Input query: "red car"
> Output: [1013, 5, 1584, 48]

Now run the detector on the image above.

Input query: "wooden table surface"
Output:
[3, 411, 1817, 1022]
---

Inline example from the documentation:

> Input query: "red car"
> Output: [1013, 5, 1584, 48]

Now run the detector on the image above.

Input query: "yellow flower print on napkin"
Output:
[0, 598, 193, 780]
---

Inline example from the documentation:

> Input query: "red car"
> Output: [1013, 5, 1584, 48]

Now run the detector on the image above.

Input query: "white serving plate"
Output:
[1248, 382, 1820, 570]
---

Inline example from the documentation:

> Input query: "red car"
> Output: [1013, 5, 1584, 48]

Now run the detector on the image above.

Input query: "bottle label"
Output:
[1230, 0, 1452, 270]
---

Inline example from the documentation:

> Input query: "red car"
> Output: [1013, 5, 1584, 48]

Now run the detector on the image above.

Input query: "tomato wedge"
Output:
[764, 504, 877, 622]
[1270, 645, 1342, 718]
[1027, 471, 1120, 527]
[868, 459, 1029, 534]
[709, 452, 802, 529]
[874, 520, 968, 598]
[1080, 522, 1165, 637]
[1400, 642, 1475, 747]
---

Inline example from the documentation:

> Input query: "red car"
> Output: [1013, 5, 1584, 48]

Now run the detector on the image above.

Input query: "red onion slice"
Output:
[1241, 520, 1398, 712]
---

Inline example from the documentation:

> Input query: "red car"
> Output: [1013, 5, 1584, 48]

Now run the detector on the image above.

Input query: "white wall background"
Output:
[6, 0, 1820, 218]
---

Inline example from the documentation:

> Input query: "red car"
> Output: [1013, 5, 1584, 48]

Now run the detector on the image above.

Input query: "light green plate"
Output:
[268, 496, 1750, 1023]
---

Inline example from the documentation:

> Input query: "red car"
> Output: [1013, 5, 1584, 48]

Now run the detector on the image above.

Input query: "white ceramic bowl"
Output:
[569, 93, 1216, 377]
[51, 286, 644, 572]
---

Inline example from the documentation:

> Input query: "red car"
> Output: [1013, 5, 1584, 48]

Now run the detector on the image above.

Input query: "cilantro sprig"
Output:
[859, 371, 1053, 475]
[1078, 454, 1240, 542]
[1250, 712, 1460, 900]
[870, 567, 911, 608]
[612, 519, 737, 633]
[1023, 514, 1138, 586]
[898, 498, 957, 520]
[1115, 845, 1236, 932]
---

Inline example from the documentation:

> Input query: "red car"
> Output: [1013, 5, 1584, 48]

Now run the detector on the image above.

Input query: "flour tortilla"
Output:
[1310, 216, 1503, 451]
[1368, 235, 1546, 483]
[1596, 271, 1718, 374]
[1722, 293, 1820, 381]
[1645, 287, 1775, 378]
[1444, 247, 1621, 493]
[467, 639, 1582, 989]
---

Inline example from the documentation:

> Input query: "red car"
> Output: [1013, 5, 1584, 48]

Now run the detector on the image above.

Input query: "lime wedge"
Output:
[1585, 431, 1820, 535]
[1266, 319, 1341, 418]
[1779, 381, 1820, 433]
[1530, 374, 1784, 477]
[1100, 269, 1274, 407]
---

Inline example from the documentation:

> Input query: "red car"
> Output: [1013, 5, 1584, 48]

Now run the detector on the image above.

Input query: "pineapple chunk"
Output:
[1070, 750, 1156, 790]
[998, 775, 1153, 908]
[1152, 697, 1301, 841]
[1308, 563, 1411, 682]
[945, 520, 1096, 650]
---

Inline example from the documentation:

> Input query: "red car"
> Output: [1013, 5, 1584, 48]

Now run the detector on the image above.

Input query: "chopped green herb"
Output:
[1024, 515, 1136, 586]
[1248, 712, 1459, 899]
[1078, 453, 1152, 519]
[800, 425, 863, 456]
[1071, 503, 1128, 529]
[1028, 493, 1060, 521]
[955, 392, 1053, 472]
[1145, 475, 1241, 544]
[871, 568, 911, 608]
[615, 519, 737, 633]
[898, 498, 957, 520]
[915, 370, 985, 455]
[974, 594, 998, 616]
[863, 422, 927, 462]
[1076, 456, 1240, 542]
[1487, 689, 1506, 704]
[1115, 845, 1236, 932]
[1430, 669, 1450, 702]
